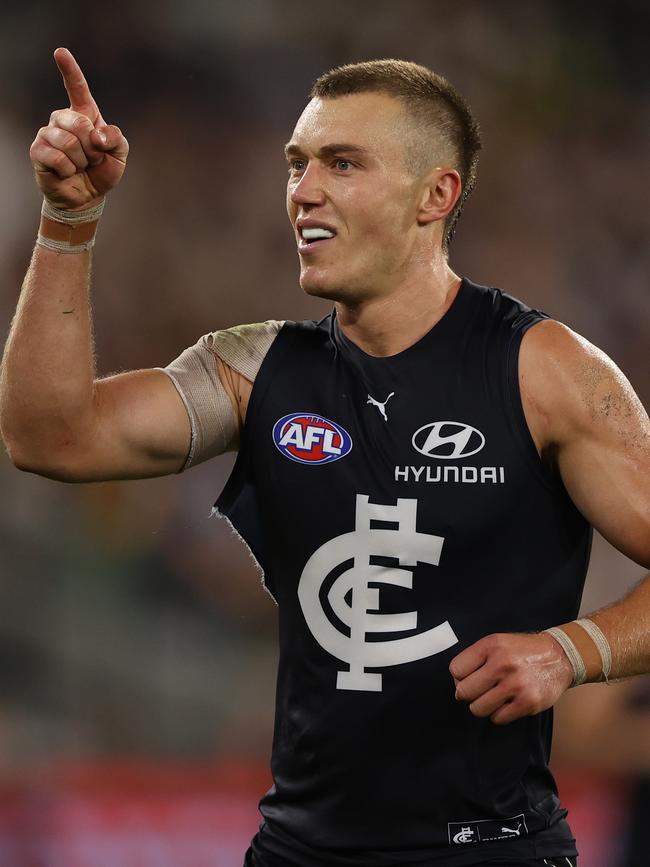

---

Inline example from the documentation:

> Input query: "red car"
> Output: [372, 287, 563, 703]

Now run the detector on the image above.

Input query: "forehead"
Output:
[288, 92, 409, 158]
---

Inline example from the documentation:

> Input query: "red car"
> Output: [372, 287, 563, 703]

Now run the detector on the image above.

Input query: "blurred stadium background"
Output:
[0, 1, 648, 865]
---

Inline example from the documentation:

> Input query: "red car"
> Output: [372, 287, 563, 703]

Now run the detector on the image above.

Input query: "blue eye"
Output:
[336, 159, 352, 171]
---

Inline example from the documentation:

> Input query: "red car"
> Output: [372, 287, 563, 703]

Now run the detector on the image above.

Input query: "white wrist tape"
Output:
[544, 626, 587, 686]
[37, 198, 105, 254]
[544, 618, 612, 687]
[36, 235, 96, 254]
[575, 618, 612, 683]
[41, 197, 105, 224]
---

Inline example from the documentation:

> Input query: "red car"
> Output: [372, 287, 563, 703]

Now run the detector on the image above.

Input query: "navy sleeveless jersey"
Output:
[213, 276, 592, 866]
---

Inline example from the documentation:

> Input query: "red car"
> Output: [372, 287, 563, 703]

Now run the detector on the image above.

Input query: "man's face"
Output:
[285, 92, 426, 303]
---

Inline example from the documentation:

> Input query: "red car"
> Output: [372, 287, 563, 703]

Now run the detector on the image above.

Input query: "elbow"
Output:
[1, 422, 50, 476]
[2, 436, 33, 472]
[632, 521, 650, 570]
[3, 438, 83, 483]
[629, 539, 650, 571]
[7, 450, 58, 480]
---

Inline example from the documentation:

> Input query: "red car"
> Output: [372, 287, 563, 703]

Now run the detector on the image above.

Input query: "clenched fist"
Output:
[30, 47, 129, 211]
[449, 631, 575, 725]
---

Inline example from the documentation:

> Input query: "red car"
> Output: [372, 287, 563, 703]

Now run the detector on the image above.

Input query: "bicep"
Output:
[558, 371, 650, 565]
[67, 351, 246, 482]
[528, 322, 650, 566]
[38, 369, 193, 482]
[43, 321, 271, 482]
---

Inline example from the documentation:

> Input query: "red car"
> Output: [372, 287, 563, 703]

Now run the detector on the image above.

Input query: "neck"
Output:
[334, 259, 462, 357]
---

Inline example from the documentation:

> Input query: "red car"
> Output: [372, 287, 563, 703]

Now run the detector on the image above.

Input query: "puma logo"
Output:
[501, 822, 522, 836]
[367, 392, 395, 421]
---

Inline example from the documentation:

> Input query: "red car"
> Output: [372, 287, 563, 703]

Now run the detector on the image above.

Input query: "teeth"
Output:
[301, 227, 335, 241]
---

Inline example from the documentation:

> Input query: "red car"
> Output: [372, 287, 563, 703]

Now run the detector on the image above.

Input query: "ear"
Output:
[416, 168, 462, 226]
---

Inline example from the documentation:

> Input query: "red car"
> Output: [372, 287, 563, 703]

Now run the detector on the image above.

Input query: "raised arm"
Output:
[0, 49, 240, 482]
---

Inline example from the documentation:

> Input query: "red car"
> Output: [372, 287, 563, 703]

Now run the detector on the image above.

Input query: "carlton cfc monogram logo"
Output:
[273, 412, 353, 465]
[298, 494, 459, 691]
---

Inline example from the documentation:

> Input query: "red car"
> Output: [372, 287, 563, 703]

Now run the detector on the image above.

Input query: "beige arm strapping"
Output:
[155, 319, 284, 471]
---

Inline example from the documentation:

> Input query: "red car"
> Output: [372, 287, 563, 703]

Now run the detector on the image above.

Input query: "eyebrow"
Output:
[284, 142, 370, 160]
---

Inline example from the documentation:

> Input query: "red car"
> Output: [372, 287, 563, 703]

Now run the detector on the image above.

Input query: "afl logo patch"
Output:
[273, 413, 353, 465]
[412, 421, 486, 460]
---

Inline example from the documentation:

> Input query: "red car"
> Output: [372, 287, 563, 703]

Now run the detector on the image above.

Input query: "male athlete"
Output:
[1, 48, 649, 867]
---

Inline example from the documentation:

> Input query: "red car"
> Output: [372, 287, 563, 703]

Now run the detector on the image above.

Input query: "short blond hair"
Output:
[310, 59, 482, 254]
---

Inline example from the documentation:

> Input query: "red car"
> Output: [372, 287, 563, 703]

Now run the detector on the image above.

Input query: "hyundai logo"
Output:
[412, 421, 486, 460]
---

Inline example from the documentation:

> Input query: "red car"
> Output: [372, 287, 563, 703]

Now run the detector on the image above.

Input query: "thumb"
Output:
[91, 127, 108, 147]
[90, 124, 129, 161]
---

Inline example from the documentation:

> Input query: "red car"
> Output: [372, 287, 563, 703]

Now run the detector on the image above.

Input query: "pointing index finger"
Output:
[53, 47, 99, 121]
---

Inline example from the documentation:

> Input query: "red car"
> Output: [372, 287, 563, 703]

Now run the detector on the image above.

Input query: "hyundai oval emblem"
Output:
[273, 412, 353, 465]
[412, 421, 486, 460]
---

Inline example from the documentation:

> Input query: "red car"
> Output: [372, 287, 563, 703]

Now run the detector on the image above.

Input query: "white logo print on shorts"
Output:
[448, 814, 529, 844]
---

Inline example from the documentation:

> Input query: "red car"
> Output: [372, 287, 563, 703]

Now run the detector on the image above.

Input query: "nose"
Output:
[288, 161, 326, 207]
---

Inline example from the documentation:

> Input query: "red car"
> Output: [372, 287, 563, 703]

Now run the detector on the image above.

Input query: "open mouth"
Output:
[301, 227, 336, 242]
[298, 225, 337, 251]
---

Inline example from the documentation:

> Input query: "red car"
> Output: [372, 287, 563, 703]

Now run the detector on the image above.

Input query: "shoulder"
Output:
[192, 319, 284, 429]
[204, 319, 286, 379]
[461, 278, 549, 336]
[519, 318, 644, 449]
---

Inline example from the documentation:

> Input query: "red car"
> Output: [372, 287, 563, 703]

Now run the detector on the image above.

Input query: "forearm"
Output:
[0, 216, 97, 465]
[587, 571, 650, 680]
[450, 572, 650, 725]
[547, 570, 650, 686]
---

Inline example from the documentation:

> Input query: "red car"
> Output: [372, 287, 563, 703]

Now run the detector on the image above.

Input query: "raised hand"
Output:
[30, 48, 129, 210]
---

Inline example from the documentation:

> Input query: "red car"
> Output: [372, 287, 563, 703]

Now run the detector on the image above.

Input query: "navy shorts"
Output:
[243, 848, 577, 867]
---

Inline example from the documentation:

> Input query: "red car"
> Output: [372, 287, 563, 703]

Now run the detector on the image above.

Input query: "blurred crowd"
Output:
[0, 1, 648, 864]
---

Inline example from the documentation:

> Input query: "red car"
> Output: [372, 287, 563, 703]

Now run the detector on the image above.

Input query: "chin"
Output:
[300, 276, 373, 307]
[299, 269, 345, 301]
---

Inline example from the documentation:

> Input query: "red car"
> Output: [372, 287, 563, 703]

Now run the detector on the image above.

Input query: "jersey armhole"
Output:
[213, 321, 292, 514]
[505, 312, 558, 493]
